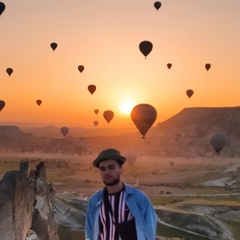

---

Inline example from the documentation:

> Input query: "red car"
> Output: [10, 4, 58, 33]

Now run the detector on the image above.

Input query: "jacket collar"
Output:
[95, 182, 134, 207]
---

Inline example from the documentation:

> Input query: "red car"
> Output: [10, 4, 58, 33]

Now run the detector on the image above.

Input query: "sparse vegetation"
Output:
[1, 152, 240, 239]
[156, 222, 214, 240]
[222, 220, 240, 240]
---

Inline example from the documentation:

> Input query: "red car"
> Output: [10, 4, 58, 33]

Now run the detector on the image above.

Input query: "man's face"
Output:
[98, 159, 123, 186]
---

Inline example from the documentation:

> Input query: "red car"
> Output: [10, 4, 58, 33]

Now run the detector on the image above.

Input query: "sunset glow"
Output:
[0, 1, 239, 130]
[119, 101, 134, 115]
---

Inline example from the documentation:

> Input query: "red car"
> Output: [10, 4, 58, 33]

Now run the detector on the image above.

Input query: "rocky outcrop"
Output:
[0, 162, 59, 240]
[2, 106, 240, 157]
[147, 107, 240, 157]
[155, 206, 235, 240]
[0, 126, 25, 139]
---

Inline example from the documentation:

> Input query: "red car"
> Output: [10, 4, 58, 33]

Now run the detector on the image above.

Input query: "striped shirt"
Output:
[99, 187, 134, 240]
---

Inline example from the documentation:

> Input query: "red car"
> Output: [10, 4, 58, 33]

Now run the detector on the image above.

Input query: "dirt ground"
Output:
[1, 152, 238, 201]
[1, 152, 240, 240]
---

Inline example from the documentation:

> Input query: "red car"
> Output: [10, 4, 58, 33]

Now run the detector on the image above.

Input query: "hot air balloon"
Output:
[205, 63, 211, 71]
[36, 99, 42, 106]
[78, 65, 84, 73]
[125, 151, 137, 166]
[93, 120, 99, 127]
[210, 133, 227, 154]
[0, 2, 6, 16]
[50, 42, 58, 51]
[0, 100, 5, 111]
[186, 89, 194, 98]
[6, 68, 13, 76]
[103, 110, 114, 124]
[60, 127, 69, 137]
[94, 109, 99, 115]
[167, 63, 172, 69]
[154, 1, 161, 10]
[139, 41, 153, 59]
[88, 85, 96, 95]
[131, 103, 157, 138]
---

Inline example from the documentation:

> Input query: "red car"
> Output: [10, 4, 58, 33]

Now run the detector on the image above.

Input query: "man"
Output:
[85, 148, 157, 240]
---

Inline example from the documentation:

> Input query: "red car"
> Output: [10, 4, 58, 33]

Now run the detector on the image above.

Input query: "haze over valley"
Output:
[0, 107, 240, 239]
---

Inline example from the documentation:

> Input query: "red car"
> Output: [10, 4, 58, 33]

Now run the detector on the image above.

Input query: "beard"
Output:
[104, 177, 120, 186]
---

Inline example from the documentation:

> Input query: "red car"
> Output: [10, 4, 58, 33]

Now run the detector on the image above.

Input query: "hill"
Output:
[21, 125, 137, 138]
[145, 106, 240, 158]
[1, 106, 240, 157]
[156, 106, 240, 133]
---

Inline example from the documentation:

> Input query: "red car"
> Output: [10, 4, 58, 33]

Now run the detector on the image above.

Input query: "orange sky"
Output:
[0, 1, 240, 130]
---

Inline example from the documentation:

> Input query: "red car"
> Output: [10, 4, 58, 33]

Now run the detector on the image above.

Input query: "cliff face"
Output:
[0, 126, 25, 139]
[0, 162, 59, 240]
[146, 107, 240, 157]
[1, 106, 240, 157]
[156, 107, 240, 133]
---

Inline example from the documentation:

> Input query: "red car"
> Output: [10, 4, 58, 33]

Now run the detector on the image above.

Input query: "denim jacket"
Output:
[85, 183, 157, 240]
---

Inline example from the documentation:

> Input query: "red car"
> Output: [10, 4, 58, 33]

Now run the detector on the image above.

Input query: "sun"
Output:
[119, 101, 134, 115]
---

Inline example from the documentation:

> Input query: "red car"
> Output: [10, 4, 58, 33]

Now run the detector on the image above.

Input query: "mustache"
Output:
[104, 177, 120, 186]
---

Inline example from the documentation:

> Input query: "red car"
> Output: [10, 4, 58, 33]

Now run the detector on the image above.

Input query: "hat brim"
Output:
[93, 154, 126, 168]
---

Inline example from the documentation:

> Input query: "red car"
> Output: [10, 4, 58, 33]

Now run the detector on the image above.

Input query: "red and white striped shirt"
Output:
[99, 188, 134, 240]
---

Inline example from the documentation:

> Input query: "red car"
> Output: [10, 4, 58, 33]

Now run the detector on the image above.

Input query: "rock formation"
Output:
[0, 162, 59, 240]
[0, 126, 25, 139]
[2, 106, 240, 157]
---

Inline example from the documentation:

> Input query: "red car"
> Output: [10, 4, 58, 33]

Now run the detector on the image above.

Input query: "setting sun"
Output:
[0, 1, 239, 130]
[119, 101, 134, 115]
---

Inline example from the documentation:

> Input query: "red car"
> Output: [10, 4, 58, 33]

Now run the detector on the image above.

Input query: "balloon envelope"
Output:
[88, 85, 96, 95]
[93, 120, 98, 127]
[186, 89, 194, 98]
[125, 151, 137, 166]
[210, 133, 227, 153]
[131, 104, 157, 138]
[0, 100, 5, 111]
[103, 110, 114, 124]
[6, 68, 13, 76]
[36, 99, 42, 106]
[50, 42, 58, 51]
[154, 1, 161, 10]
[139, 41, 153, 58]
[167, 63, 172, 69]
[205, 63, 211, 71]
[78, 65, 84, 73]
[0, 2, 6, 15]
[94, 109, 99, 115]
[60, 127, 69, 137]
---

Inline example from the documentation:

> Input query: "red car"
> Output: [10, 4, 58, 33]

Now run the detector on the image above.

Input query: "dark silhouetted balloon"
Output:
[50, 42, 58, 51]
[125, 151, 137, 166]
[186, 89, 194, 98]
[88, 85, 96, 95]
[205, 63, 211, 71]
[167, 63, 172, 69]
[210, 133, 227, 153]
[139, 41, 153, 58]
[36, 99, 42, 106]
[78, 65, 84, 73]
[154, 1, 161, 10]
[60, 126, 69, 137]
[0, 2, 5, 16]
[94, 109, 99, 115]
[131, 103, 157, 138]
[0, 100, 5, 111]
[103, 110, 114, 124]
[93, 120, 98, 127]
[6, 68, 13, 76]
